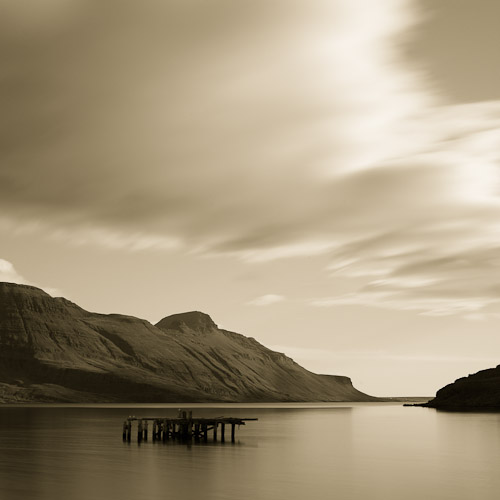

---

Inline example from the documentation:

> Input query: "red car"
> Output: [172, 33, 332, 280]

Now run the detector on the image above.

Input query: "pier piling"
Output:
[122, 411, 257, 445]
[138, 420, 143, 442]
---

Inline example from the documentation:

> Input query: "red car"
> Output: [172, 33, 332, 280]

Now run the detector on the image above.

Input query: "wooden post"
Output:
[231, 423, 236, 443]
[138, 420, 143, 442]
[194, 423, 200, 442]
[127, 421, 131, 442]
[221, 423, 225, 442]
[144, 420, 148, 441]
[213, 423, 217, 441]
[123, 421, 128, 441]
[203, 423, 208, 442]
[152, 421, 157, 441]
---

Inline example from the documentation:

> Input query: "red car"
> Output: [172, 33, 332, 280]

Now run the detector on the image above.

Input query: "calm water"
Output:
[0, 403, 499, 500]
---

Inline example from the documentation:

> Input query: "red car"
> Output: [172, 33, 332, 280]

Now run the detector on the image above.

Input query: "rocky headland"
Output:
[420, 365, 500, 410]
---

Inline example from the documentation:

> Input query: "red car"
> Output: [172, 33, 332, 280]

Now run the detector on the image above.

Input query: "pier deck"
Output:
[122, 410, 257, 443]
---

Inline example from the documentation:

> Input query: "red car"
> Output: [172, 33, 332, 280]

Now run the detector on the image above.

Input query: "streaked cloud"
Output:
[269, 345, 500, 364]
[2, 0, 500, 317]
[50, 226, 182, 253]
[247, 294, 286, 307]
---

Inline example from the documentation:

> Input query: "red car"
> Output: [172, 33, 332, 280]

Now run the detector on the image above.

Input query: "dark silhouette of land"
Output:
[421, 365, 500, 410]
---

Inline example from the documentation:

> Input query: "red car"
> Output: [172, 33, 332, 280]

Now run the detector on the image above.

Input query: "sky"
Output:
[1, 0, 500, 396]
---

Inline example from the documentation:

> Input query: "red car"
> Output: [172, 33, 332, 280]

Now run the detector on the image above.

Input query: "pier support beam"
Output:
[213, 423, 217, 442]
[221, 423, 225, 443]
[231, 423, 236, 443]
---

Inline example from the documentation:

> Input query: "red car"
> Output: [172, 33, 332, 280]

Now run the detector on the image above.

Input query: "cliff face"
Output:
[0, 282, 377, 403]
[425, 365, 500, 409]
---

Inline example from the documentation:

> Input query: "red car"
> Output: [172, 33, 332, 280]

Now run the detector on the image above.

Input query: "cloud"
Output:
[0, 0, 423, 242]
[2, 1, 500, 316]
[0, 259, 28, 285]
[268, 345, 500, 364]
[247, 294, 286, 307]
[49, 226, 182, 253]
[0, 258, 62, 297]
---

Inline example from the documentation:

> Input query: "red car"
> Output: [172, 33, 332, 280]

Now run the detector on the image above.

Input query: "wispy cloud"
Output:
[247, 294, 286, 306]
[269, 345, 500, 364]
[50, 227, 182, 253]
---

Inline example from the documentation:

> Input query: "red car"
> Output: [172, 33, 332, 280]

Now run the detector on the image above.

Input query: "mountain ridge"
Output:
[0, 282, 378, 403]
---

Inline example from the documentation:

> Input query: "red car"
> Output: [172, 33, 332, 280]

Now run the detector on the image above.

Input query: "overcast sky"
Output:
[1, 0, 500, 396]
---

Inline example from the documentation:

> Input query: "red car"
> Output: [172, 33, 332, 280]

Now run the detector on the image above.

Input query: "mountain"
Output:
[0, 282, 377, 403]
[423, 365, 500, 410]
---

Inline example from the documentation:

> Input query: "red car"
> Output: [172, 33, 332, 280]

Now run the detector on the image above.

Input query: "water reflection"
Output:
[0, 404, 498, 500]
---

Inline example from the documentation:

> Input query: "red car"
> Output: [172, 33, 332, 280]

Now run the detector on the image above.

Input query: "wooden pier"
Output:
[122, 409, 257, 444]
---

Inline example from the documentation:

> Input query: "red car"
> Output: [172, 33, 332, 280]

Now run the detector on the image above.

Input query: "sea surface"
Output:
[0, 403, 499, 500]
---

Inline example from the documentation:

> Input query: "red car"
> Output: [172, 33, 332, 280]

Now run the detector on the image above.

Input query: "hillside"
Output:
[0, 282, 377, 403]
[424, 365, 500, 410]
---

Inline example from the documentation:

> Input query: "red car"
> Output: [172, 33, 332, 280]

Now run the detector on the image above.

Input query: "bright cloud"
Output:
[0, 258, 62, 297]
[0, 259, 27, 285]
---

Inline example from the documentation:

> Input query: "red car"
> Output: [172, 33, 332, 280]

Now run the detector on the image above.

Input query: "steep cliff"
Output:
[0, 282, 377, 403]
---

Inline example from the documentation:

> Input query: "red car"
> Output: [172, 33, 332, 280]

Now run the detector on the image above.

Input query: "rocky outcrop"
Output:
[0, 282, 377, 403]
[424, 365, 500, 410]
